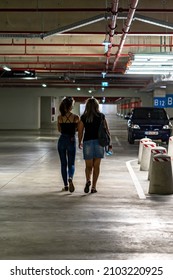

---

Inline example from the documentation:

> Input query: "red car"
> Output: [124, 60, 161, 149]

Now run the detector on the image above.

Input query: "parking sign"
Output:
[166, 94, 173, 107]
[154, 97, 166, 108]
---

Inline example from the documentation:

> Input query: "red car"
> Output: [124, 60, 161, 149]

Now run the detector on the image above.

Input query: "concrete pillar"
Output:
[149, 154, 173, 195]
[168, 136, 173, 157]
[148, 147, 167, 180]
[140, 142, 156, 171]
[138, 138, 152, 164]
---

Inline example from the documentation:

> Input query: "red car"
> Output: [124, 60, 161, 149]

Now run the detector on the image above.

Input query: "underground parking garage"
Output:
[1, 1, 173, 272]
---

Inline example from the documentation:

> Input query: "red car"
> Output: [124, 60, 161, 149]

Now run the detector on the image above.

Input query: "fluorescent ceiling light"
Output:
[23, 77, 36, 80]
[132, 53, 173, 60]
[131, 61, 173, 66]
[125, 70, 172, 75]
[129, 66, 173, 71]
[24, 70, 30, 74]
[126, 53, 173, 75]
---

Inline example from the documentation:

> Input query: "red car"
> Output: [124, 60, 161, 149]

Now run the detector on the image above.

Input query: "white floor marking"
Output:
[115, 136, 121, 146]
[126, 159, 146, 200]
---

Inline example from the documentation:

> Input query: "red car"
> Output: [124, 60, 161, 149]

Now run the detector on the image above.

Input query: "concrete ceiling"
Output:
[0, 0, 173, 91]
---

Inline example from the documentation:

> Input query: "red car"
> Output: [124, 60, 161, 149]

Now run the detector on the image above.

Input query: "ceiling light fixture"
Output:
[102, 71, 107, 78]
[2, 65, 11, 71]
[102, 37, 111, 53]
[126, 53, 173, 75]
[24, 70, 30, 74]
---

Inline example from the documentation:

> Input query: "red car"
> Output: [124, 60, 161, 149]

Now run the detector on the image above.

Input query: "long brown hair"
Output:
[82, 97, 100, 122]
[59, 97, 74, 116]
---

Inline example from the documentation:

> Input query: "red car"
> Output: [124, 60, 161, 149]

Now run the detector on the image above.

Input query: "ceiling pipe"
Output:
[0, 8, 173, 13]
[0, 42, 171, 48]
[1, 31, 173, 36]
[105, 0, 119, 72]
[112, 0, 139, 71]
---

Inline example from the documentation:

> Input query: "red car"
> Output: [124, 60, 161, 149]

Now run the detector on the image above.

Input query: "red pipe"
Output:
[1, 42, 173, 48]
[105, 0, 119, 71]
[0, 61, 105, 65]
[112, 0, 139, 71]
[0, 53, 107, 57]
[0, 43, 103, 47]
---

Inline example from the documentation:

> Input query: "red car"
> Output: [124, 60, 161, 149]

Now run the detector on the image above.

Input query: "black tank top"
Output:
[60, 113, 76, 136]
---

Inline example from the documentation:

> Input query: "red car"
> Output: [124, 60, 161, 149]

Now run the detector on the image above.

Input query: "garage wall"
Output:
[0, 91, 40, 129]
[0, 87, 154, 130]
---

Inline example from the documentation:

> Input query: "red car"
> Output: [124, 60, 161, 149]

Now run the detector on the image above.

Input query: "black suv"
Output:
[125, 107, 173, 144]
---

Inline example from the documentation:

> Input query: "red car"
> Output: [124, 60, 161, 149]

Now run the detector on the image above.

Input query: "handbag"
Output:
[98, 116, 110, 147]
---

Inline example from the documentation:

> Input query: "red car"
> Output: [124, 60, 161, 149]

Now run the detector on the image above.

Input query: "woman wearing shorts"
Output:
[78, 97, 111, 194]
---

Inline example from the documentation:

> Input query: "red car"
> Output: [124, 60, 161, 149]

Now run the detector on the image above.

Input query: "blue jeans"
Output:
[57, 134, 76, 186]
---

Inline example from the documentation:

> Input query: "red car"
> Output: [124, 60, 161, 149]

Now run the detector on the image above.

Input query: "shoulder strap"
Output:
[63, 113, 72, 123]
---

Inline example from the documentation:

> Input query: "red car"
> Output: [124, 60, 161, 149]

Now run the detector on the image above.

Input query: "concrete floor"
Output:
[0, 115, 173, 260]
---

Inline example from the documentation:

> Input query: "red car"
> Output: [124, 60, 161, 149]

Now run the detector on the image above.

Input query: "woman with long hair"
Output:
[78, 97, 111, 193]
[57, 97, 79, 192]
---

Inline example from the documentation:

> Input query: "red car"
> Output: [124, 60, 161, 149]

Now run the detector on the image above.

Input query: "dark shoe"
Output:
[68, 178, 75, 193]
[84, 181, 91, 193]
[62, 186, 68, 191]
[91, 187, 97, 193]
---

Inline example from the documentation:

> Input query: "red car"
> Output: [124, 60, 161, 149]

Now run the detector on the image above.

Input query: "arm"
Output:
[74, 114, 80, 131]
[78, 120, 84, 149]
[104, 118, 112, 146]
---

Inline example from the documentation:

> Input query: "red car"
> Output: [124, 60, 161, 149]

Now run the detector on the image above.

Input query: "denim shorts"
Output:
[83, 139, 104, 160]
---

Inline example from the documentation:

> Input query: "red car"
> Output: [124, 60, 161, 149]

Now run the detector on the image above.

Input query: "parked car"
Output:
[125, 107, 173, 144]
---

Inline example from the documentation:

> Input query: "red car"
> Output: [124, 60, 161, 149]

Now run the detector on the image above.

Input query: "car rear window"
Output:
[132, 108, 167, 120]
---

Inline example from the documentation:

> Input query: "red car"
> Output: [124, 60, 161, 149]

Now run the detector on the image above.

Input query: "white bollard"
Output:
[140, 142, 156, 171]
[168, 136, 173, 157]
[138, 138, 152, 164]
[149, 154, 173, 195]
[148, 146, 167, 180]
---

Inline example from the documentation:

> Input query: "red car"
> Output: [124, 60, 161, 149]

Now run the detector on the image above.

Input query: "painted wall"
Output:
[0, 91, 40, 129]
[0, 87, 159, 129]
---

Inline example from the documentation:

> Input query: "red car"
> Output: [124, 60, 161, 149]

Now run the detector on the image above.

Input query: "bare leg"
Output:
[85, 159, 93, 182]
[84, 159, 93, 193]
[92, 158, 101, 189]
